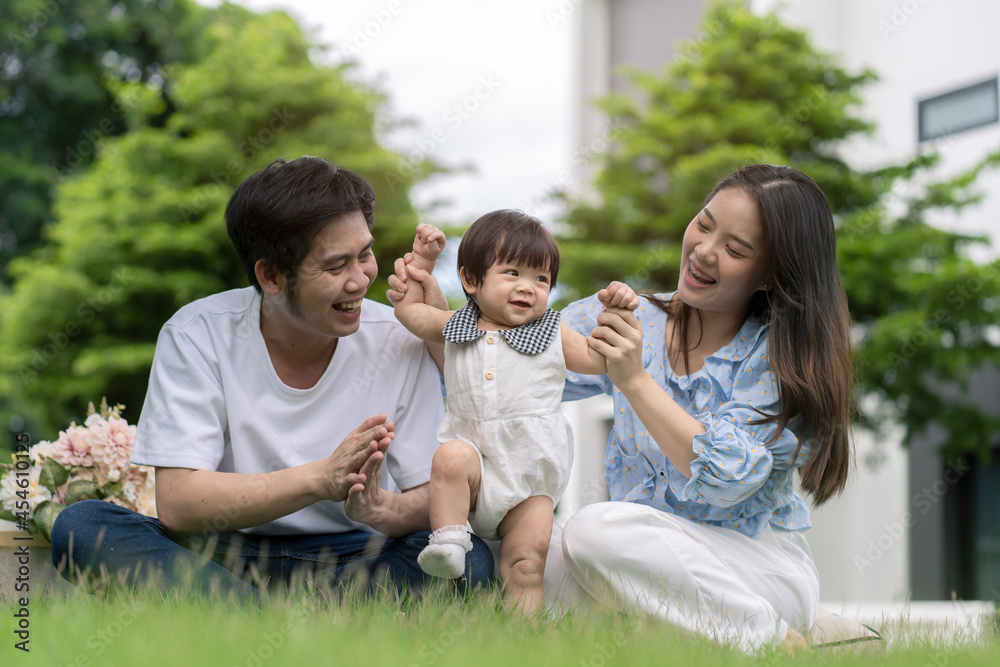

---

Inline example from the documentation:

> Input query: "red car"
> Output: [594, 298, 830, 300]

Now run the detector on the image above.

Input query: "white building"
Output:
[563, 0, 1000, 603]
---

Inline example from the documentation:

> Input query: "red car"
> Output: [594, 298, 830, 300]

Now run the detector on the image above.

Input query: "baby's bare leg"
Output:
[418, 440, 481, 580]
[429, 440, 481, 527]
[497, 495, 554, 614]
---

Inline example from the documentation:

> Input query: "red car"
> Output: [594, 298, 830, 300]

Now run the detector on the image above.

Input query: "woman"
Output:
[558, 164, 853, 652]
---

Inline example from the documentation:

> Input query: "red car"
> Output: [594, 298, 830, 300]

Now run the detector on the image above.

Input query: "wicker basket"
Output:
[0, 519, 74, 601]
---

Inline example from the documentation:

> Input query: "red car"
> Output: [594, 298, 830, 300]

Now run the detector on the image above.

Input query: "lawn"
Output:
[5, 586, 998, 666]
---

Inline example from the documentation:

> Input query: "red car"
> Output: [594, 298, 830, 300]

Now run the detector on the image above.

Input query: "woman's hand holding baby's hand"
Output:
[591, 281, 644, 391]
[387, 224, 449, 309]
[598, 281, 639, 311]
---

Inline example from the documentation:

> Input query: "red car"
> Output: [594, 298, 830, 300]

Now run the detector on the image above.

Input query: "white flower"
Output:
[28, 440, 57, 467]
[0, 466, 53, 515]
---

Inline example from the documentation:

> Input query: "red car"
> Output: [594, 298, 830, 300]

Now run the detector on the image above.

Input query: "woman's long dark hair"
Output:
[649, 164, 853, 505]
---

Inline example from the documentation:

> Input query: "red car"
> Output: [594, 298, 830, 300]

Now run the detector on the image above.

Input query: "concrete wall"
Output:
[571, 0, 706, 195]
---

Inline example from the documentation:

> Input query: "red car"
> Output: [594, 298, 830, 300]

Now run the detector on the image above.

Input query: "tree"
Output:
[557, 0, 1000, 460]
[0, 0, 216, 279]
[0, 5, 434, 439]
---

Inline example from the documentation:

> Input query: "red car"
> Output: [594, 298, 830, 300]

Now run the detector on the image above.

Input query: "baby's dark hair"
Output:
[457, 209, 560, 297]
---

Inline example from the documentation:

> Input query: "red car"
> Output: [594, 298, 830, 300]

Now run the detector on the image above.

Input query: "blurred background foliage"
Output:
[0, 0, 438, 438]
[0, 0, 997, 462]
[0, 0, 209, 276]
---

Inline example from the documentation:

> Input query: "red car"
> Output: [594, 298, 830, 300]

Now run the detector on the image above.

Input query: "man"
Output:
[50, 156, 494, 601]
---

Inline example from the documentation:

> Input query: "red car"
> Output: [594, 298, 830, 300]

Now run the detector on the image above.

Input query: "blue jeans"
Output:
[50, 500, 494, 604]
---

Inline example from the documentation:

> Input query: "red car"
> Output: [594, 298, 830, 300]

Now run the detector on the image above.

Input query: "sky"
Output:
[236, 0, 575, 229]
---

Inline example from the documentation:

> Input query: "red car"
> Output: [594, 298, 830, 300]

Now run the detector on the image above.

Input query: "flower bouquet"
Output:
[0, 399, 155, 542]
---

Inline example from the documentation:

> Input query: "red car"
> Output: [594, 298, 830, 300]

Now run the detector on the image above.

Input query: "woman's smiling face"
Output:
[677, 187, 771, 318]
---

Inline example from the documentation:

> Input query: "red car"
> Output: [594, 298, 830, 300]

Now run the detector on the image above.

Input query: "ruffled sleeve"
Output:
[560, 293, 613, 400]
[669, 339, 804, 508]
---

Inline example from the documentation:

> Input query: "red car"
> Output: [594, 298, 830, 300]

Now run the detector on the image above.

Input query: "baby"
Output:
[391, 210, 637, 613]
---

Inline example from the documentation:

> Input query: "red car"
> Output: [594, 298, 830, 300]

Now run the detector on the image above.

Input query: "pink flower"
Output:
[50, 425, 94, 468]
[86, 413, 135, 483]
[11, 401, 154, 523]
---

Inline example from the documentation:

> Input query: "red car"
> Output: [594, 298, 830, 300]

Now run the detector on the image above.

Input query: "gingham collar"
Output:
[442, 299, 561, 355]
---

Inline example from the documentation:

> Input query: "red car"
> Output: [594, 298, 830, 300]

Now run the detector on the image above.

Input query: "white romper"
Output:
[437, 302, 574, 540]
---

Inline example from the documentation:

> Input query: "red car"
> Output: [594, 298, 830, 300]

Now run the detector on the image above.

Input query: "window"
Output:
[918, 77, 999, 142]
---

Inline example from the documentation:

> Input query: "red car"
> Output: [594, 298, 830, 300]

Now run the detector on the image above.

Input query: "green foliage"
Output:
[840, 151, 1000, 460]
[0, 0, 216, 278]
[31, 498, 64, 542]
[0, 5, 431, 438]
[38, 455, 68, 489]
[558, 0, 1000, 459]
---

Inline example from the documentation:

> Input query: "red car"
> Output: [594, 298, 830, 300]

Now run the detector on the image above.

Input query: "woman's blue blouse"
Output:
[562, 292, 812, 538]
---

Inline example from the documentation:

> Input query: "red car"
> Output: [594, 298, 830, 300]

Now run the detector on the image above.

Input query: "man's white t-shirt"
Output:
[131, 287, 444, 536]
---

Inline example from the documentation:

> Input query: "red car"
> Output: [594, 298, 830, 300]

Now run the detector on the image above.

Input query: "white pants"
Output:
[548, 502, 820, 652]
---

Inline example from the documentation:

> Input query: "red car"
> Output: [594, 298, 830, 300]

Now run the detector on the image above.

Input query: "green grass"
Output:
[6, 587, 1000, 666]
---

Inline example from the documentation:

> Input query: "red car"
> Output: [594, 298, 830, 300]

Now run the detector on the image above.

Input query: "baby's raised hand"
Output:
[410, 223, 446, 271]
[598, 281, 639, 311]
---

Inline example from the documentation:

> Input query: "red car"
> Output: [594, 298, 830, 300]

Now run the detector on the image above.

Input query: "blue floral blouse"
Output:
[562, 292, 812, 539]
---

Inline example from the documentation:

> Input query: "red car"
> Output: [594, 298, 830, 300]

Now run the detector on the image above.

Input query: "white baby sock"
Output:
[418, 524, 473, 579]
